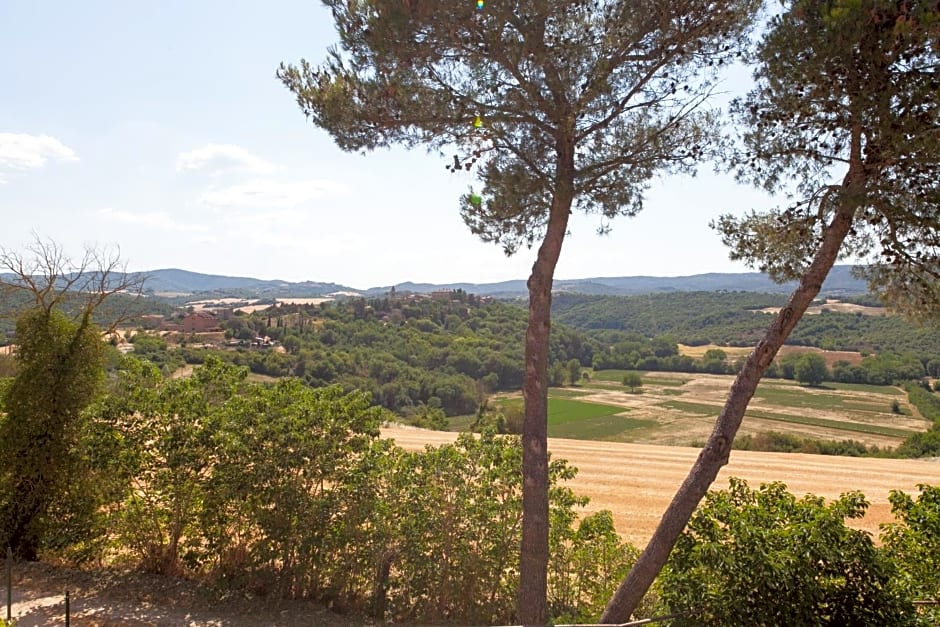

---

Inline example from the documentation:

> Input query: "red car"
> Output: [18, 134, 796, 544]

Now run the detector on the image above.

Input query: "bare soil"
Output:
[757, 299, 888, 317]
[3, 561, 370, 626]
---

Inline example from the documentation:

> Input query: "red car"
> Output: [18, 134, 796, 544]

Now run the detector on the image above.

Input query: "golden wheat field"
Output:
[382, 425, 940, 546]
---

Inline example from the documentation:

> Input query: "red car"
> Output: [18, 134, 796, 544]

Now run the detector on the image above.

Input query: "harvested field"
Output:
[233, 304, 272, 313]
[776, 344, 865, 366]
[678, 343, 865, 366]
[677, 343, 752, 359]
[382, 425, 940, 546]
[275, 297, 333, 305]
[758, 299, 888, 316]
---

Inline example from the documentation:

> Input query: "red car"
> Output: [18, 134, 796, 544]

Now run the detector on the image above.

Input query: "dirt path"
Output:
[3, 562, 368, 627]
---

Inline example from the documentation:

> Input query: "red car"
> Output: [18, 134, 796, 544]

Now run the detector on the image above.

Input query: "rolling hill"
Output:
[137, 265, 869, 298]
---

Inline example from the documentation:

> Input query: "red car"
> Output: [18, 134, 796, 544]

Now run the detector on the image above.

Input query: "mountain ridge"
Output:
[137, 265, 869, 298]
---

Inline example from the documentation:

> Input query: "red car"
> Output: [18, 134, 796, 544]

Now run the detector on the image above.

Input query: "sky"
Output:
[0, 0, 779, 289]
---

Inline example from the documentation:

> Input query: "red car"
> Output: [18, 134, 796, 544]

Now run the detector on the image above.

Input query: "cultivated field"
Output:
[383, 425, 940, 546]
[495, 372, 926, 448]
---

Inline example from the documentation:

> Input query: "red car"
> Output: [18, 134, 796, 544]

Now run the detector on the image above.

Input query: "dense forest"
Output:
[551, 292, 940, 356]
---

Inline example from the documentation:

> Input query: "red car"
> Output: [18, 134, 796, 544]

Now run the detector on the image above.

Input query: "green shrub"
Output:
[898, 383, 940, 457]
[881, 485, 940, 626]
[662, 478, 916, 626]
[549, 510, 652, 623]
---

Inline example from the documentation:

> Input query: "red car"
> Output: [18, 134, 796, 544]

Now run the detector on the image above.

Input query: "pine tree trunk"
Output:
[601, 142, 866, 623]
[518, 165, 574, 626]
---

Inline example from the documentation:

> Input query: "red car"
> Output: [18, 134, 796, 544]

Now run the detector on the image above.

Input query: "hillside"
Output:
[551, 291, 940, 355]
[139, 268, 349, 297]
[133, 265, 869, 299]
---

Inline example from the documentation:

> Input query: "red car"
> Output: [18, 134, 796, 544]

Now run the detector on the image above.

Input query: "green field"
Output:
[828, 381, 906, 396]
[547, 397, 656, 439]
[495, 395, 656, 440]
[467, 372, 922, 447]
[547, 398, 627, 425]
[589, 369, 690, 386]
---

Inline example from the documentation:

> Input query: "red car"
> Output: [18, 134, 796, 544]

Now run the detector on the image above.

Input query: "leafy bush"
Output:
[549, 510, 650, 623]
[734, 431, 883, 457]
[379, 432, 525, 623]
[881, 485, 940, 626]
[200, 376, 388, 601]
[85, 358, 632, 623]
[662, 478, 915, 626]
[0, 309, 105, 560]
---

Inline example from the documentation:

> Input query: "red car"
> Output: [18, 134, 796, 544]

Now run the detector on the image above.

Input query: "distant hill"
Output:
[134, 265, 869, 299]
[139, 269, 349, 297]
[550, 265, 867, 296]
[366, 265, 868, 298]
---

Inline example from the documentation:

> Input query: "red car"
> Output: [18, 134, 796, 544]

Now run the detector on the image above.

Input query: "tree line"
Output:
[552, 292, 940, 357]
[130, 295, 593, 420]
[126, 293, 940, 412]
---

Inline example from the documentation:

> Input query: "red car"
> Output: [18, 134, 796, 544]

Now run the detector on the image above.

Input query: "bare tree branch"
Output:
[0, 237, 147, 335]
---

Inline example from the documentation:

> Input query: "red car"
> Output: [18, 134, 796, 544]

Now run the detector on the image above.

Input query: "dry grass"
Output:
[678, 343, 864, 366]
[758, 299, 888, 317]
[776, 345, 865, 366]
[677, 344, 753, 359]
[382, 425, 940, 546]
[233, 304, 273, 313]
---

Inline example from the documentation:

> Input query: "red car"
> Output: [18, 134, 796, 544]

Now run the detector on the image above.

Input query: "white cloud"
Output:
[96, 208, 209, 233]
[200, 179, 346, 209]
[176, 143, 274, 174]
[0, 132, 78, 170]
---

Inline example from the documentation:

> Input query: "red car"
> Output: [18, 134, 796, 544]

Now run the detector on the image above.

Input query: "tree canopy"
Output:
[718, 0, 940, 319]
[281, 1, 759, 619]
[280, 0, 757, 251]
[0, 240, 142, 559]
